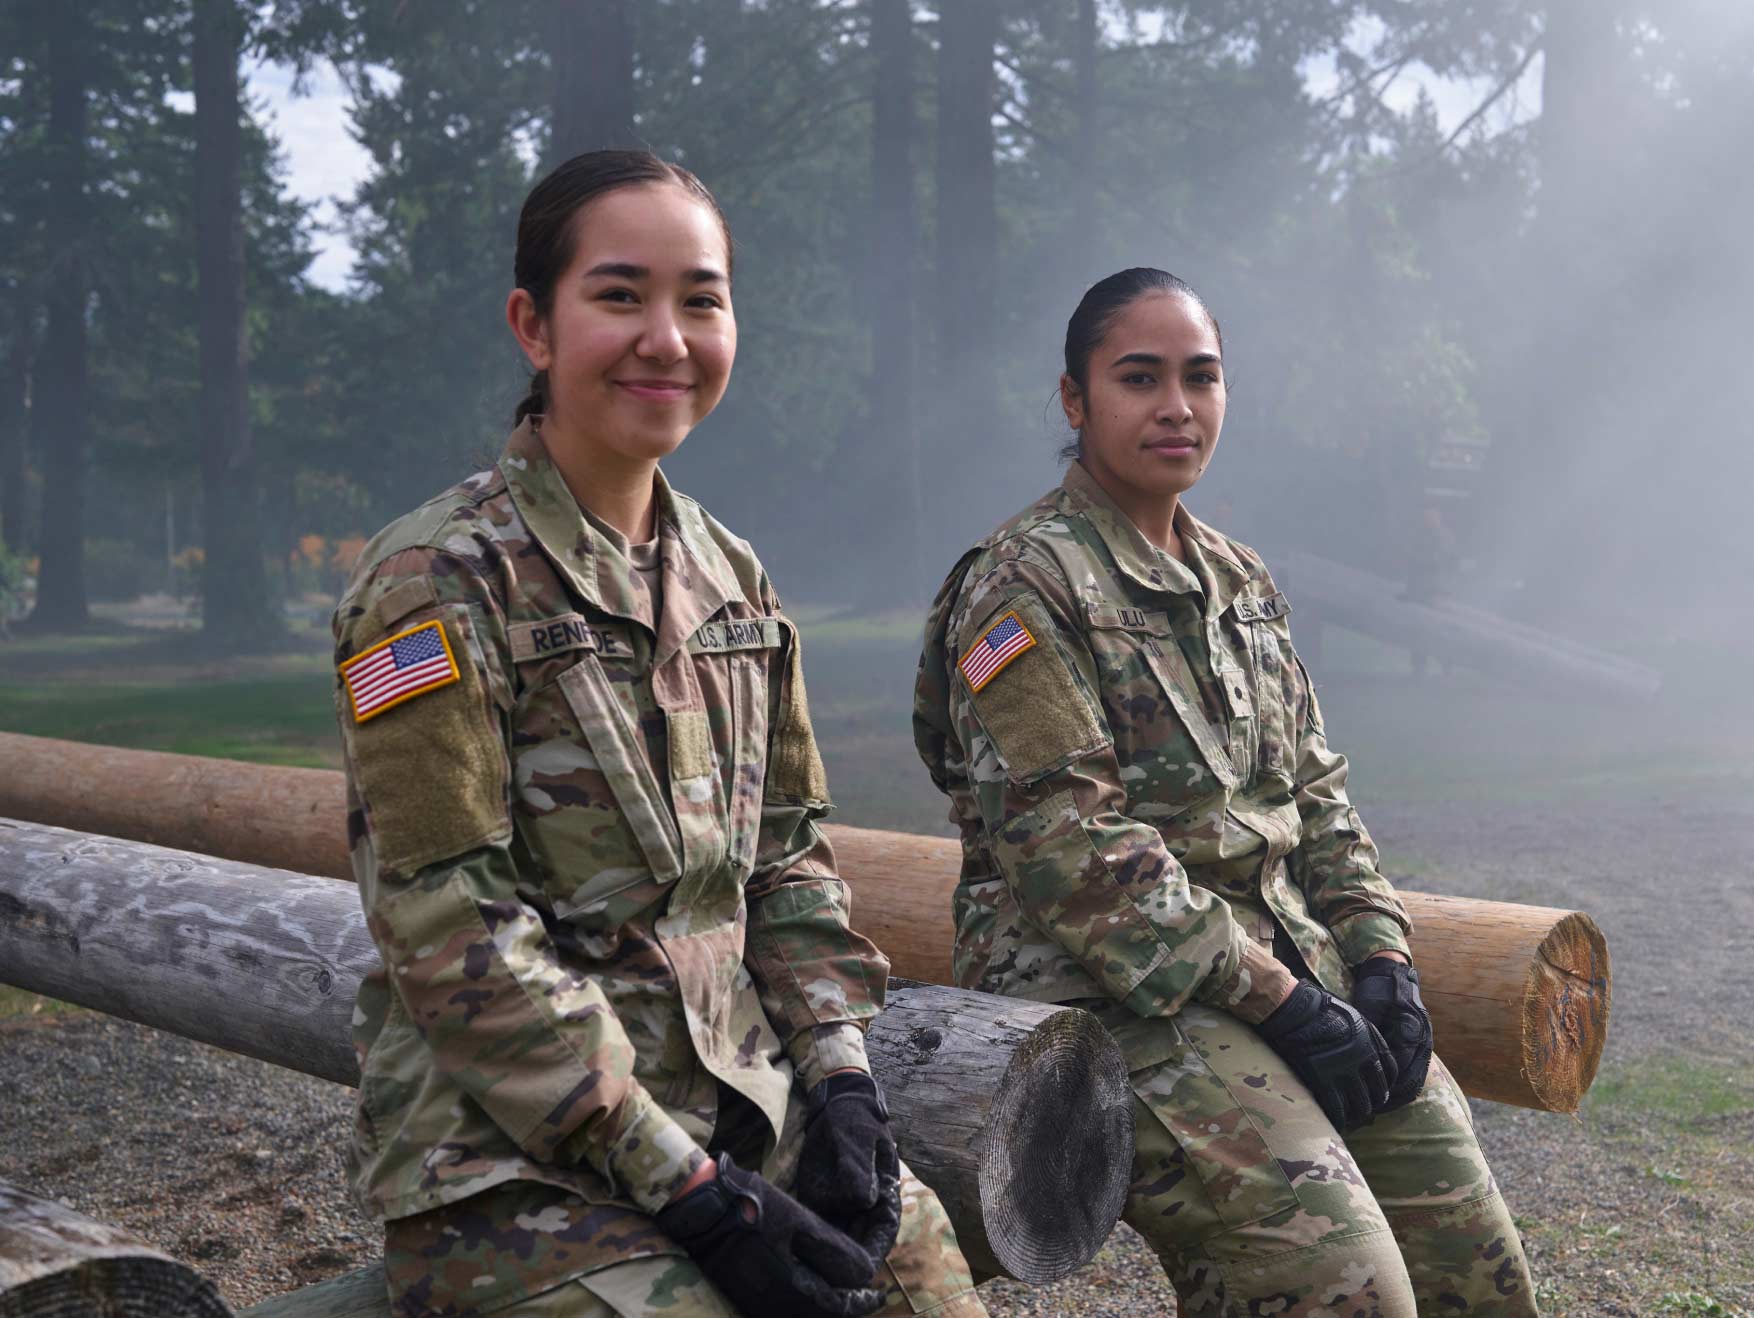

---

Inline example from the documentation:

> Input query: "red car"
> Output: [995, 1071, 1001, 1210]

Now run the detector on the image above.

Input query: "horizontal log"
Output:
[0, 1178, 234, 1317]
[0, 820, 1131, 1285]
[0, 734, 1612, 1110]
[238, 1266, 382, 1317]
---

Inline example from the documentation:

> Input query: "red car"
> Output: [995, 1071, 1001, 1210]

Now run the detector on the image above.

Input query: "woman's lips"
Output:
[616, 380, 692, 401]
[1144, 436, 1198, 454]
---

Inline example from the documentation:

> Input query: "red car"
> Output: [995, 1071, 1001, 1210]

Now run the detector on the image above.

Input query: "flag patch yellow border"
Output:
[959, 609, 1037, 693]
[340, 618, 461, 723]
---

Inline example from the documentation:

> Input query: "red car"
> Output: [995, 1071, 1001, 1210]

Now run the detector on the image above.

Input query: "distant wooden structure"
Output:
[1278, 548, 1661, 700]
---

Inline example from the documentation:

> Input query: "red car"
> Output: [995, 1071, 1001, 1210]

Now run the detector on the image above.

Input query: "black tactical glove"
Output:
[796, 1071, 903, 1265]
[1351, 956, 1434, 1113]
[655, 1153, 885, 1318]
[1256, 980, 1398, 1133]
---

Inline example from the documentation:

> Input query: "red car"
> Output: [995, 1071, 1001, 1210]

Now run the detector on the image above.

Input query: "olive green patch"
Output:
[350, 611, 511, 876]
[967, 603, 1109, 784]
[369, 577, 438, 634]
[668, 709, 714, 781]
[767, 620, 830, 805]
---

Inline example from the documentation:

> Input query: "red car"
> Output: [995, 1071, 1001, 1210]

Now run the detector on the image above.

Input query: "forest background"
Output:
[3, 0, 1752, 648]
[6, 5, 1754, 1312]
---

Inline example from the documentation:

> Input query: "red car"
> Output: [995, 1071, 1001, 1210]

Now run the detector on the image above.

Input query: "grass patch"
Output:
[1585, 1054, 1754, 1126]
[0, 673, 339, 767]
[0, 985, 87, 1021]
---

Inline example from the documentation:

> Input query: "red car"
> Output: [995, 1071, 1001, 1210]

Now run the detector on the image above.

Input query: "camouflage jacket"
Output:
[913, 461, 1410, 1026]
[333, 419, 886, 1225]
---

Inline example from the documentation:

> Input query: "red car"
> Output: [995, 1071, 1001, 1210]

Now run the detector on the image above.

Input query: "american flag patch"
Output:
[341, 619, 461, 723]
[960, 611, 1036, 693]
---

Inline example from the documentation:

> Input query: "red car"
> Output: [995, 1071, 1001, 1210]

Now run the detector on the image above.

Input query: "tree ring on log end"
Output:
[976, 1007, 1134, 1284]
[1521, 911, 1612, 1114]
[0, 1259, 235, 1318]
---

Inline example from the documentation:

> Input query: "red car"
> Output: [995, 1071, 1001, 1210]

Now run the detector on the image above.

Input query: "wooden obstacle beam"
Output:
[0, 733, 1612, 1113]
[0, 818, 1133, 1287]
[0, 1179, 234, 1317]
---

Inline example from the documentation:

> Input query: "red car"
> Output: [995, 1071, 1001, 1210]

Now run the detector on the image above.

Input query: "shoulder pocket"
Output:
[961, 595, 1111, 785]
[342, 607, 512, 876]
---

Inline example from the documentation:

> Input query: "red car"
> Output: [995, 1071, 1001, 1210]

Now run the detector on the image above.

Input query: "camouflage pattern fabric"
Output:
[335, 419, 980, 1314]
[1108, 1003, 1536, 1316]
[913, 461, 1534, 1313]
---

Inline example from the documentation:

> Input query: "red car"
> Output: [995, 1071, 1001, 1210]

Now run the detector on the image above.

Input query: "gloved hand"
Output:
[796, 1071, 903, 1265]
[1256, 980, 1398, 1132]
[1351, 956, 1434, 1112]
[655, 1153, 885, 1318]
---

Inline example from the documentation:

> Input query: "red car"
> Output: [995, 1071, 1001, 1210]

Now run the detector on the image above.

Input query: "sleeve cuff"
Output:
[596, 1091, 708, 1214]
[1331, 912, 1413, 966]
[1199, 938, 1300, 1025]
[787, 1021, 871, 1091]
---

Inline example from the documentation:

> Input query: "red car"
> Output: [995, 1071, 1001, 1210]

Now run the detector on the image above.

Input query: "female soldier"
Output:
[913, 268, 1537, 1316]
[333, 150, 984, 1318]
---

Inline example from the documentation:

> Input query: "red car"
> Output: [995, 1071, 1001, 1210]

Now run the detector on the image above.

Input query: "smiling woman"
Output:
[328, 151, 986, 1318]
[913, 268, 1539, 1316]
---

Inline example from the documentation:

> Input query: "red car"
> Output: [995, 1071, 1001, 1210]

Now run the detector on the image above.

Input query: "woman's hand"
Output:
[795, 1071, 903, 1266]
[1350, 956, 1434, 1112]
[1255, 981, 1397, 1132]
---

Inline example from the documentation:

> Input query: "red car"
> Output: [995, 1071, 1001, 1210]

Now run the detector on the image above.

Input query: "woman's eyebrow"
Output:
[1110, 351, 1165, 368]
[583, 261, 727, 284]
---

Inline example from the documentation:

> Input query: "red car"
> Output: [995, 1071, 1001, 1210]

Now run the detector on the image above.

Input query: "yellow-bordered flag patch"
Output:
[342, 619, 460, 723]
[960, 610, 1036, 693]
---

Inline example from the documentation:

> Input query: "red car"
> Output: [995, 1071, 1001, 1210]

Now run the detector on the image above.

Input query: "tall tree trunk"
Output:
[857, 0, 922, 601]
[549, 0, 636, 162]
[0, 309, 33, 555]
[930, 0, 998, 563]
[29, 0, 91, 630]
[193, 0, 272, 642]
[1071, 0, 1097, 241]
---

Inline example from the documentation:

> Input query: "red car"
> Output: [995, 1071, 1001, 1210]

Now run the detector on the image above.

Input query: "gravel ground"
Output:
[4, 676, 1753, 1315]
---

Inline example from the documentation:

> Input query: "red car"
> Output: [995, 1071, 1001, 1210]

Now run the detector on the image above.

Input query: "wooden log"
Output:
[0, 1178, 234, 1317]
[0, 734, 1613, 1111]
[0, 820, 1132, 1285]
[238, 1267, 381, 1317]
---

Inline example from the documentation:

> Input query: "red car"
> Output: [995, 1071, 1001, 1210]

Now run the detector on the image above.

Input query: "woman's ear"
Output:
[1059, 373, 1084, 433]
[506, 288, 550, 369]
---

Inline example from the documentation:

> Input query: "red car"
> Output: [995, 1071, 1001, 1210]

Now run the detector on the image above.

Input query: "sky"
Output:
[248, 42, 1543, 296]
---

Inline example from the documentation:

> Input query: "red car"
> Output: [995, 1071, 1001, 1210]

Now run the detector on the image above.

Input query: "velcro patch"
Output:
[1233, 592, 1291, 623]
[963, 600, 1109, 784]
[688, 617, 781, 654]
[341, 619, 460, 723]
[959, 610, 1037, 693]
[1086, 604, 1170, 634]
[508, 614, 631, 663]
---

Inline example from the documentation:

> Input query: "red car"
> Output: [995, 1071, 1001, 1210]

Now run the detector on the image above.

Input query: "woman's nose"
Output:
[637, 311, 687, 363]
[1158, 391, 1193, 425]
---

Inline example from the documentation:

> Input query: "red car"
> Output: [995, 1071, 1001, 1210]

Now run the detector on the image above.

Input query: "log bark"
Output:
[0, 1178, 233, 1317]
[0, 734, 1613, 1111]
[0, 819, 1132, 1285]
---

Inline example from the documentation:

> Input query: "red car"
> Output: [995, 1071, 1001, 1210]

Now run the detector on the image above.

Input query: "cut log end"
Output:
[1520, 911, 1612, 1114]
[0, 1179, 235, 1318]
[979, 1008, 1135, 1284]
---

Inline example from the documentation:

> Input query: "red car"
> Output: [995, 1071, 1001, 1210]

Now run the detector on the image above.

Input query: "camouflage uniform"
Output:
[913, 462, 1535, 1315]
[334, 419, 984, 1317]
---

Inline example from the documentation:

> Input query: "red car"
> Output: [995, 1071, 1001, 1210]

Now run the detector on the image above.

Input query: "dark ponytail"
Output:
[1059, 268, 1223, 460]
[511, 149, 734, 426]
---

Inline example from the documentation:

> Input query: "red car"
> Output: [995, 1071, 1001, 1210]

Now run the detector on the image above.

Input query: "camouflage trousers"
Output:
[486, 1164, 986, 1316]
[1110, 1003, 1538, 1316]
